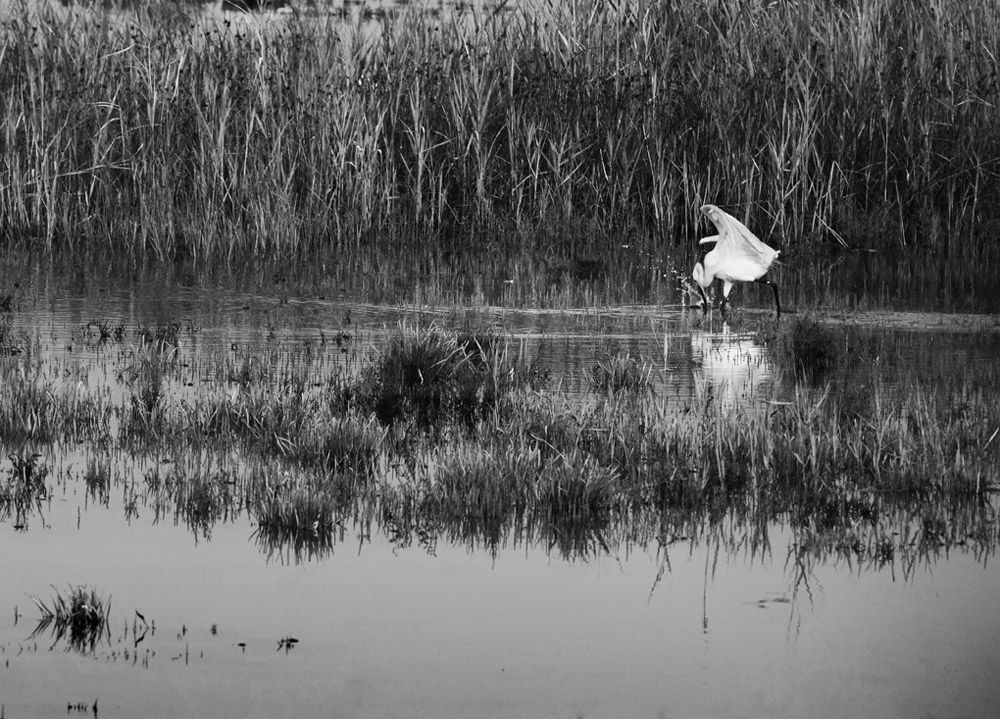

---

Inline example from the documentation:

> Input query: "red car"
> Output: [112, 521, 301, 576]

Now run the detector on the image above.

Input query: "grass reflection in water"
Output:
[1, 318, 996, 575]
[29, 585, 112, 655]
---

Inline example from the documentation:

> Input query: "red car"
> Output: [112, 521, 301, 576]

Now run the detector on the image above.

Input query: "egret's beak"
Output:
[691, 263, 710, 314]
[696, 285, 709, 314]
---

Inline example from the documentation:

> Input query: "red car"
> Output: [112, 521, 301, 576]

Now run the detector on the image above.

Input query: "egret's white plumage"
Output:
[692, 204, 781, 318]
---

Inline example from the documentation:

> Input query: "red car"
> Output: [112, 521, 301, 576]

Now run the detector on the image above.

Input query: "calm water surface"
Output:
[2, 267, 1000, 718]
[4, 498, 999, 719]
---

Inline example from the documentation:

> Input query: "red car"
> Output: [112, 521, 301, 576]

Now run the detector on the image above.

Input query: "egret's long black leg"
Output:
[756, 279, 781, 319]
[697, 285, 710, 315]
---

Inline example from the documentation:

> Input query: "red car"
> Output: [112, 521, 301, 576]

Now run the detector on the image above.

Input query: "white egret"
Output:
[692, 204, 781, 318]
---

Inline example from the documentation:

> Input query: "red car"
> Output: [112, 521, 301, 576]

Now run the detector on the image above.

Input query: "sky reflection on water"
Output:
[3, 486, 1000, 719]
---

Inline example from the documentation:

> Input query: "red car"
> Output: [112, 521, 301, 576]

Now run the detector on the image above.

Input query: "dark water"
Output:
[1, 257, 999, 718]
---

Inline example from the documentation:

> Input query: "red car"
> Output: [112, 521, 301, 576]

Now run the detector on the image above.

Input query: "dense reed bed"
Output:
[3, 0, 1000, 279]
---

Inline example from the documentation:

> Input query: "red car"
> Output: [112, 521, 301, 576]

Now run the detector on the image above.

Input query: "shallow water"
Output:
[4, 481, 1000, 719]
[4, 494, 1000, 719]
[2, 264, 1000, 718]
[5, 261, 780, 408]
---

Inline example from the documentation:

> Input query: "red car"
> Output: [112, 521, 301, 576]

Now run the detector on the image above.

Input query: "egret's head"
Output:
[699, 205, 726, 243]
[700, 204, 720, 222]
[692, 261, 708, 289]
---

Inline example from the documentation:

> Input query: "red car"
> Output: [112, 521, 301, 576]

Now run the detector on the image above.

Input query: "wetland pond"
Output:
[2, 262, 1000, 719]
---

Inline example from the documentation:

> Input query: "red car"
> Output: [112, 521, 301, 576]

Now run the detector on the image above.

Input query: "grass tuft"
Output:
[589, 350, 654, 397]
[30, 585, 111, 654]
[0, 452, 48, 528]
[352, 324, 538, 432]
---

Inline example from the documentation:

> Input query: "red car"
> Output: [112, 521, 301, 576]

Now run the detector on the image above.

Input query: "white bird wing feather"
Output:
[712, 209, 779, 268]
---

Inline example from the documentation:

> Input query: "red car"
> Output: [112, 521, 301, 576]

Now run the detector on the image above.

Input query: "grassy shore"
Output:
[2, 0, 1000, 270]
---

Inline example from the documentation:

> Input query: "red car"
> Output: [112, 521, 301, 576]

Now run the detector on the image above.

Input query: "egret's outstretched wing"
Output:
[700, 204, 778, 270]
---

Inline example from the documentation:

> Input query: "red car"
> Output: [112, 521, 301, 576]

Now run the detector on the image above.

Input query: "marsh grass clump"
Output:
[273, 484, 331, 534]
[299, 415, 386, 475]
[501, 393, 584, 462]
[0, 452, 49, 526]
[82, 457, 111, 506]
[251, 471, 341, 560]
[117, 342, 183, 440]
[353, 325, 531, 432]
[178, 469, 237, 540]
[589, 350, 654, 397]
[421, 444, 540, 522]
[535, 455, 618, 524]
[30, 585, 111, 654]
[7, 451, 48, 493]
[141, 461, 240, 539]
[394, 441, 619, 556]
[253, 519, 336, 564]
[207, 381, 383, 473]
[0, 376, 61, 443]
[0, 364, 111, 445]
[358, 325, 467, 429]
[193, 376, 312, 444]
